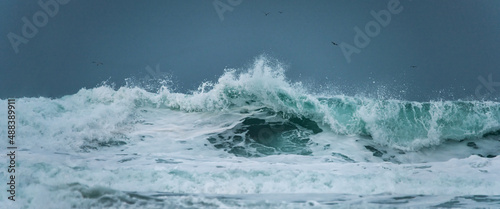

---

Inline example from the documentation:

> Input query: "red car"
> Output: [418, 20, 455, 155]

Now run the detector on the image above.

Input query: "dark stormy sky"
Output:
[1, 0, 500, 101]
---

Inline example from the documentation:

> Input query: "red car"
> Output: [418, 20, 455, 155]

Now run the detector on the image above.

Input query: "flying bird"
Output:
[263, 12, 270, 16]
[331, 41, 338, 46]
[410, 65, 417, 68]
[92, 61, 103, 66]
[279, 11, 283, 14]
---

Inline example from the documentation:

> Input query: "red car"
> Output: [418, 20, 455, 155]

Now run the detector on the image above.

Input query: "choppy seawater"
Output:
[1, 58, 500, 208]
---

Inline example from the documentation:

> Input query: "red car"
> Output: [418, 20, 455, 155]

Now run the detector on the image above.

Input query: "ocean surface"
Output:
[1, 57, 500, 208]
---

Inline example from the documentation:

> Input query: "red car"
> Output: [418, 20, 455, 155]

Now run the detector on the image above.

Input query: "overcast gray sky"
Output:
[1, 0, 500, 101]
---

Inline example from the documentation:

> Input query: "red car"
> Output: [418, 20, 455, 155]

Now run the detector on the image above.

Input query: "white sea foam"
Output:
[1, 56, 499, 208]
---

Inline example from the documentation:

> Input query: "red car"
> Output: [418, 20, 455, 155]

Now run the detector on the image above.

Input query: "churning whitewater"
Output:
[1, 57, 500, 208]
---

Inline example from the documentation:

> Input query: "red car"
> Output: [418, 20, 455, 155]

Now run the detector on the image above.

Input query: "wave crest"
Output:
[148, 56, 500, 150]
[7, 56, 500, 151]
